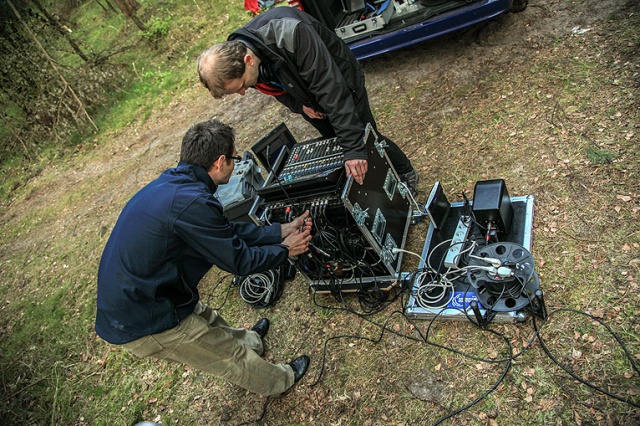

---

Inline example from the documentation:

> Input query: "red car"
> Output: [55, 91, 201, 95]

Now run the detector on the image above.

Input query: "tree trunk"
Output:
[112, 0, 146, 31]
[30, 0, 90, 62]
[5, 0, 98, 131]
[95, 0, 118, 15]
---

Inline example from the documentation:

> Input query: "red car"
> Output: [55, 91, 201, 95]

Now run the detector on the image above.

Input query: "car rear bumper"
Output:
[347, 0, 514, 60]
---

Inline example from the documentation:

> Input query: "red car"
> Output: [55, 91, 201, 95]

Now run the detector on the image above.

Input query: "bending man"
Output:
[197, 6, 418, 192]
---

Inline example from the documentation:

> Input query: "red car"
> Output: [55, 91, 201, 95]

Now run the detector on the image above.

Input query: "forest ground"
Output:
[1, 0, 639, 424]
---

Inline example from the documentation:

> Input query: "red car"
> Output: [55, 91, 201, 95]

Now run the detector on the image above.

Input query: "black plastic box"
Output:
[472, 179, 513, 235]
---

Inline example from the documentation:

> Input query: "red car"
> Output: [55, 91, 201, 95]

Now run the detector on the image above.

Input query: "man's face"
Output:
[217, 149, 238, 184]
[209, 148, 239, 186]
[222, 55, 260, 96]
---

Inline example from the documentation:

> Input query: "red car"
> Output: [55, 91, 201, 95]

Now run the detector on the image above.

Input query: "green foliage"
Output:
[144, 16, 172, 42]
[89, 67, 182, 133]
[0, 0, 253, 197]
[585, 146, 617, 164]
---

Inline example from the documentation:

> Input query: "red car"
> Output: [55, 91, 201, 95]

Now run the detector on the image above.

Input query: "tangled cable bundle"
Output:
[234, 264, 294, 308]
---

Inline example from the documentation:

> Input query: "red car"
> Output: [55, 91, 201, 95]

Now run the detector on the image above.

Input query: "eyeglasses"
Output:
[228, 155, 243, 162]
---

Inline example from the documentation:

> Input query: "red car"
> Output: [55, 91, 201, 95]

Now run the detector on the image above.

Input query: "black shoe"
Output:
[251, 318, 270, 339]
[289, 355, 310, 383]
[402, 169, 419, 197]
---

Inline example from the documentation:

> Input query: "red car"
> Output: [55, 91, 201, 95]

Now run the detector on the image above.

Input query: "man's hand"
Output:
[345, 159, 368, 185]
[281, 210, 312, 257]
[302, 105, 325, 119]
[281, 210, 312, 238]
[283, 227, 312, 257]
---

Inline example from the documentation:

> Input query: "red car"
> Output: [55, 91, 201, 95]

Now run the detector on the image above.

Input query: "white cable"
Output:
[398, 181, 422, 212]
[392, 247, 426, 264]
[238, 271, 276, 305]
[414, 271, 454, 309]
[429, 240, 477, 277]
[263, 207, 272, 225]
[459, 265, 497, 273]
[427, 238, 455, 271]
[469, 254, 501, 267]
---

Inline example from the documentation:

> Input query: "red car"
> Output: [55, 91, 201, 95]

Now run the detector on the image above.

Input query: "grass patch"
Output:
[586, 146, 617, 164]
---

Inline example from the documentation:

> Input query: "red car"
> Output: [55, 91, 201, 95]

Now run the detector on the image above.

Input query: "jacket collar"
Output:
[176, 162, 217, 194]
[229, 29, 319, 110]
[230, 30, 285, 69]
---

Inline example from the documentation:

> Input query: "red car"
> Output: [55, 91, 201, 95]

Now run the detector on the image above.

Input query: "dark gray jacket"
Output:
[229, 7, 367, 161]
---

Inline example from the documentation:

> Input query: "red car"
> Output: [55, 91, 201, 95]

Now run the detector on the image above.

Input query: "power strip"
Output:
[443, 215, 471, 268]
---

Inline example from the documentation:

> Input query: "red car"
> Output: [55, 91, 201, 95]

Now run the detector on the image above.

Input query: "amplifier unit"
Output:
[249, 123, 413, 293]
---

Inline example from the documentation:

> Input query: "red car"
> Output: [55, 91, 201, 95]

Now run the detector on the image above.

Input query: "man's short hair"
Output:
[180, 119, 235, 170]
[198, 41, 247, 98]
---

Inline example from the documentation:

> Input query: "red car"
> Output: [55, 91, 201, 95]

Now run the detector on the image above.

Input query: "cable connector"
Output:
[468, 265, 498, 274]
[496, 266, 514, 278]
[469, 254, 502, 268]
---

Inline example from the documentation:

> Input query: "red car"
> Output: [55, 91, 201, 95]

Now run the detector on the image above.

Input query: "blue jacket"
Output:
[95, 162, 289, 344]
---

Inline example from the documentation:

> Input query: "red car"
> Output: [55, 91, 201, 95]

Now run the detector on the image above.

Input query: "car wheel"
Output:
[510, 0, 528, 13]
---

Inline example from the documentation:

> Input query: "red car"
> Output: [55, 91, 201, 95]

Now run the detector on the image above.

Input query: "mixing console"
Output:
[256, 136, 346, 201]
[279, 137, 343, 183]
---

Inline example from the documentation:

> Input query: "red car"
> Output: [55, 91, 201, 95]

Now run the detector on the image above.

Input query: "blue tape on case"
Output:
[447, 291, 482, 310]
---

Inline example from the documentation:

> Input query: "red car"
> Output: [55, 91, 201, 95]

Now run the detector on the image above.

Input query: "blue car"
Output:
[294, 0, 527, 60]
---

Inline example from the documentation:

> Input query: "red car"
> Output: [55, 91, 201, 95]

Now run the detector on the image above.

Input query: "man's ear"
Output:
[212, 155, 225, 171]
[244, 53, 254, 68]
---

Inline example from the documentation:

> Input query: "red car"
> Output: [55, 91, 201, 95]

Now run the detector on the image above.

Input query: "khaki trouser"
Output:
[122, 302, 294, 396]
